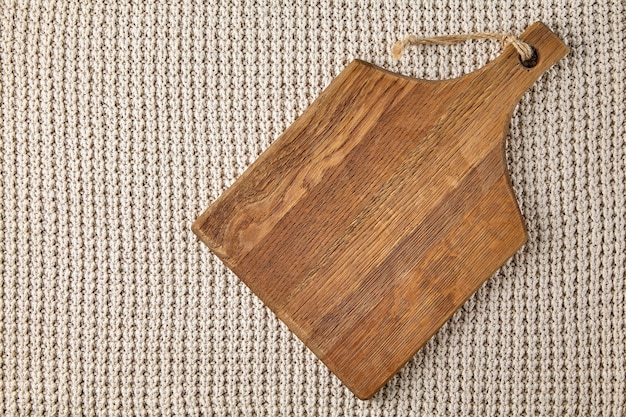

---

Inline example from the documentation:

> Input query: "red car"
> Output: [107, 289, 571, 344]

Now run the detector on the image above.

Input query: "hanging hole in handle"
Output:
[520, 46, 538, 68]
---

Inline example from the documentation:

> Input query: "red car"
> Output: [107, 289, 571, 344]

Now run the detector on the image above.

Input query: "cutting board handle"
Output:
[470, 21, 569, 110]
[512, 22, 569, 76]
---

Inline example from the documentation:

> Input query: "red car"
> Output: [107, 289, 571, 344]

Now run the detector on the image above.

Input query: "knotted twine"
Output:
[391, 32, 535, 64]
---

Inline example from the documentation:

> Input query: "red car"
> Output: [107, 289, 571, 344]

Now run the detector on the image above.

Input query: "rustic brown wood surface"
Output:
[193, 22, 568, 399]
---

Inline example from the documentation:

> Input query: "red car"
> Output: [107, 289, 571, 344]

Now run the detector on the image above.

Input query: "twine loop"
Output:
[391, 32, 535, 65]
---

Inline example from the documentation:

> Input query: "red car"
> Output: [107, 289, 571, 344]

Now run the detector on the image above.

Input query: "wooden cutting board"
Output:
[193, 21, 568, 399]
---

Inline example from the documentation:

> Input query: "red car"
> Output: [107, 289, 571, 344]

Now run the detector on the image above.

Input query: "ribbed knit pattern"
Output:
[1, 1, 624, 415]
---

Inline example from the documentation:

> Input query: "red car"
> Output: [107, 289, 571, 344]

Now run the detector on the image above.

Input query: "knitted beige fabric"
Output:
[1, 1, 624, 415]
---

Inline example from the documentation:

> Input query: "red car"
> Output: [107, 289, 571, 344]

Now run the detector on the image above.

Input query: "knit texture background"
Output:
[1, 0, 624, 415]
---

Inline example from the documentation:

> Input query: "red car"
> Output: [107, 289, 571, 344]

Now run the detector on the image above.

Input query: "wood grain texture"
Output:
[193, 21, 568, 399]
